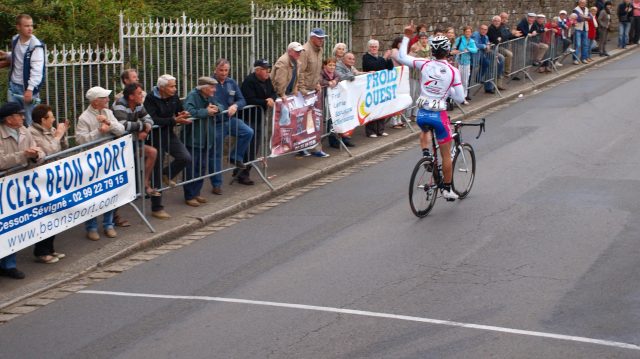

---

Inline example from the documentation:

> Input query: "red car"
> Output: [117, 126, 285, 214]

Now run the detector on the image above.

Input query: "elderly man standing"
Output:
[573, 0, 591, 63]
[76, 86, 126, 241]
[472, 24, 506, 93]
[144, 74, 193, 219]
[239, 59, 277, 185]
[183, 77, 221, 205]
[210, 59, 254, 195]
[272, 42, 304, 99]
[0, 102, 44, 279]
[0, 14, 46, 127]
[296, 28, 330, 158]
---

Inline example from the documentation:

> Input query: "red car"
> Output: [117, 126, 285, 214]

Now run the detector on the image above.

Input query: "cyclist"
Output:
[397, 23, 466, 200]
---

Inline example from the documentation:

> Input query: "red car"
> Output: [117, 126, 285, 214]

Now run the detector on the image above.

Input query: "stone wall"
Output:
[352, 0, 587, 62]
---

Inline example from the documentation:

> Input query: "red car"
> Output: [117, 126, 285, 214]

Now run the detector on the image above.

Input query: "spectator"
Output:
[472, 24, 506, 93]
[335, 52, 363, 81]
[0, 102, 44, 279]
[632, 0, 640, 44]
[573, 0, 591, 64]
[211, 58, 255, 193]
[239, 59, 278, 184]
[297, 28, 330, 158]
[144, 74, 193, 219]
[517, 13, 549, 68]
[408, 23, 428, 49]
[76, 86, 126, 241]
[587, 7, 599, 60]
[618, 0, 634, 48]
[445, 27, 457, 65]
[272, 42, 303, 99]
[321, 57, 352, 148]
[409, 32, 430, 57]
[182, 76, 221, 205]
[362, 39, 394, 138]
[452, 26, 478, 104]
[114, 69, 146, 104]
[0, 14, 45, 127]
[499, 12, 523, 80]
[533, 14, 552, 72]
[29, 104, 68, 264]
[557, 10, 580, 65]
[598, 2, 612, 56]
[543, 17, 563, 70]
[112, 82, 159, 198]
[332, 43, 347, 62]
[488, 15, 513, 80]
[389, 36, 407, 129]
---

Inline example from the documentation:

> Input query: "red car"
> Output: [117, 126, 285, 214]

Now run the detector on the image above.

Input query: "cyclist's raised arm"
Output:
[448, 69, 466, 104]
[398, 24, 427, 69]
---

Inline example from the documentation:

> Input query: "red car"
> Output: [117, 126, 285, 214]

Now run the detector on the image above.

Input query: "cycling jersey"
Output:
[396, 36, 466, 109]
[396, 36, 465, 144]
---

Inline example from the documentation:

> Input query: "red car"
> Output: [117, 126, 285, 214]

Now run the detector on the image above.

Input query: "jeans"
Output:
[480, 53, 504, 91]
[211, 117, 254, 187]
[574, 30, 589, 60]
[632, 17, 640, 43]
[0, 253, 17, 269]
[8, 82, 38, 127]
[85, 210, 115, 232]
[619, 22, 631, 47]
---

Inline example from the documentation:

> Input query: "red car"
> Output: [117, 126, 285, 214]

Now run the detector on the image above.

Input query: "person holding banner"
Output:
[77, 86, 126, 241]
[29, 104, 69, 263]
[0, 102, 44, 278]
[362, 38, 395, 138]
[397, 23, 466, 201]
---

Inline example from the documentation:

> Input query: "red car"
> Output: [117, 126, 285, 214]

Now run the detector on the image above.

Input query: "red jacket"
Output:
[543, 23, 561, 44]
[587, 16, 597, 40]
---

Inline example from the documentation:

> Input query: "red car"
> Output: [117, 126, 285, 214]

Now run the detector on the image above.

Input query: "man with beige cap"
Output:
[76, 86, 126, 241]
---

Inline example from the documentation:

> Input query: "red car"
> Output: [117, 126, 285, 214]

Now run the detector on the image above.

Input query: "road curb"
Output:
[2, 45, 636, 311]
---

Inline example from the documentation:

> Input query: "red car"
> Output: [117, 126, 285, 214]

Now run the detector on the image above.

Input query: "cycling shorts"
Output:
[416, 108, 452, 145]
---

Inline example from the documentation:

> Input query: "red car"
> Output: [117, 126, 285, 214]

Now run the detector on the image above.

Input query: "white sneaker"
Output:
[381, 132, 389, 137]
[555, 61, 563, 67]
[368, 134, 378, 138]
[442, 189, 459, 201]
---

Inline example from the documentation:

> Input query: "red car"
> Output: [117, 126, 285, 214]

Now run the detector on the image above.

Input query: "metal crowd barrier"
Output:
[497, 36, 535, 84]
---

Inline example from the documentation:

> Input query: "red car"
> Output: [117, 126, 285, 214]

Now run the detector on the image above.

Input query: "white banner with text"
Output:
[327, 66, 413, 134]
[0, 135, 137, 259]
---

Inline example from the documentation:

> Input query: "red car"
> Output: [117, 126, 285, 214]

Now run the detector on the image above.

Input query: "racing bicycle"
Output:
[409, 118, 486, 217]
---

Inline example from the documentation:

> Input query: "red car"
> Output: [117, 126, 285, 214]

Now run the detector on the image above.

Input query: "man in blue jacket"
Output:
[472, 24, 506, 94]
[210, 59, 254, 194]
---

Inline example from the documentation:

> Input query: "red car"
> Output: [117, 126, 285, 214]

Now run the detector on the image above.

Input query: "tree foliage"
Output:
[0, 0, 361, 47]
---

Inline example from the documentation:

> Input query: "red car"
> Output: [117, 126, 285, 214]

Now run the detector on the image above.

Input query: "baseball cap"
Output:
[287, 42, 304, 52]
[527, 12, 537, 17]
[559, 10, 567, 15]
[310, 28, 328, 38]
[0, 102, 25, 120]
[86, 86, 112, 101]
[253, 59, 272, 68]
[537, 14, 546, 18]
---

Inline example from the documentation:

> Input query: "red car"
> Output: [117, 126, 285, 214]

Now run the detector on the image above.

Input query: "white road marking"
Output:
[79, 289, 640, 351]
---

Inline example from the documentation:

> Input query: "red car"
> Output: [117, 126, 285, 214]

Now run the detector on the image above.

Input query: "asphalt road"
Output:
[2, 52, 640, 359]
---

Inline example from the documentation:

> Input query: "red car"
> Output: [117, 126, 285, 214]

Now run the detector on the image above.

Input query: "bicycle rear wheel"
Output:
[409, 157, 438, 217]
[452, 143, 476, 199]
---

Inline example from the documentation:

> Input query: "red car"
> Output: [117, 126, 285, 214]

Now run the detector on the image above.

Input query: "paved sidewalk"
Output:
[1, 44, 637, 309]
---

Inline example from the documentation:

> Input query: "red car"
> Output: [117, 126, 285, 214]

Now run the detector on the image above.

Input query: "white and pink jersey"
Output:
[396, 36, 466, 108]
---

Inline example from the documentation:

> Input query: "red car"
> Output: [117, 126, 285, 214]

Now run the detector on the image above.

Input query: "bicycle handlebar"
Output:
[453, 118, 486, 140]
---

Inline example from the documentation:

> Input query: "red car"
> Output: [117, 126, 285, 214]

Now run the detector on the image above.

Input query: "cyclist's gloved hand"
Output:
[416, 96, 428, 108]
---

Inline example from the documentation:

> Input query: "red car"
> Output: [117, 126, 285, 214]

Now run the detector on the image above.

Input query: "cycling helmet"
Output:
[429, 35, 451, 52]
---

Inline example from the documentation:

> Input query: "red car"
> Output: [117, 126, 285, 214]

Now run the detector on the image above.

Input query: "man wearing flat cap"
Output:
[0, 101, 45, 280]
[182, 76, 222, 205]
[76, 86, 126, 241]
[238, 59, 278, 185]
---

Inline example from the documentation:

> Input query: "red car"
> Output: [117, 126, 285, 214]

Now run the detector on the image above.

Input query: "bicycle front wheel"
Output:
[409, 157, 438, 217]
[452, 143, 476, 199]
